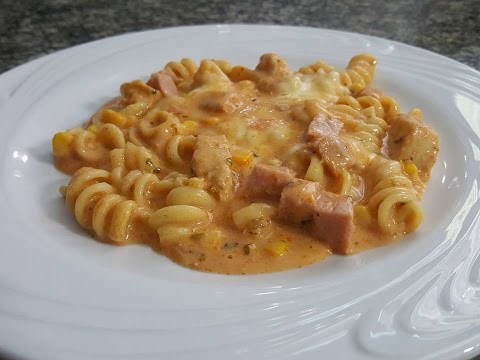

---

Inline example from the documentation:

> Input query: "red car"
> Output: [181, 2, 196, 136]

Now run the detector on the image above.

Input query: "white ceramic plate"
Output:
[0, 25, 479, 360]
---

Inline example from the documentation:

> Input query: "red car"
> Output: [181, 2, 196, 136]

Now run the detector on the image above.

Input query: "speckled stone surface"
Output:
[0, 0, 479, 74]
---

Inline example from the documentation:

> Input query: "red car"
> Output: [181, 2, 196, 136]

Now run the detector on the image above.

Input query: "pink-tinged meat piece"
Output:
[192, 134, 234, 201]
[311, 192, 353, 254]
[278, 180, 354, 254]
[306, 114, 352, 175]
[386, 114, 439, 181]
[311, 137, 352, 175]
[243, 164, 296, 200]
[278, 180, 318, 224]
[147, 71, 178, 96]
[306, 114, 343, 140]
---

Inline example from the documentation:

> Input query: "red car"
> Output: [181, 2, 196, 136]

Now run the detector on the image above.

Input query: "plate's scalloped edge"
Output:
[354, 179, 480, 359]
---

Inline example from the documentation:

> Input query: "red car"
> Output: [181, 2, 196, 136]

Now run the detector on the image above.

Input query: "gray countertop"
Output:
[0, 1, 479, 360]
[0, 0, 479, 74]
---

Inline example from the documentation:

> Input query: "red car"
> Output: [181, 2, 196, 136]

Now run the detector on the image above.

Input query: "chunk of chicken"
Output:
[306, 113, 343, 140]
[306, 114, 352, 175]
[242, 164, 296, 200]
[199, 91, 243, 113]
[192, 135, 234, 200]
[256, 54, 292, 93]
[278, 180, 354, 254]
[387, 114, 439, 180]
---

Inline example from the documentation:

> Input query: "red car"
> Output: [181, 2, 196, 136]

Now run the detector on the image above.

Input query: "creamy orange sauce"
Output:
[53, 54, 438, 274]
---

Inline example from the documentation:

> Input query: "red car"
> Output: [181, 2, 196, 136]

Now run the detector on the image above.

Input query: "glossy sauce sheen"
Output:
[53, 55, 438, 274]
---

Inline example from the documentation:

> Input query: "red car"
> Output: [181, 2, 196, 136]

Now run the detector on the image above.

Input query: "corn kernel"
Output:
[101, 109, 128, 127]
[182, 120, 197, 128]
[351, 83, 364, 95]
[401, 161, 418, 177]
[181, 120, 198, 134]
[405, 163, 418, 177]
[87, 125, 98, 134]
[264, 241, 287, 257]
[205, 117, 220, 125]
[199, 229, 224, 250]
[408, 108, 423, 121]
[232, 149, 253, 166]
[354, 205, 372, 225]
[52, 132, 73, 156]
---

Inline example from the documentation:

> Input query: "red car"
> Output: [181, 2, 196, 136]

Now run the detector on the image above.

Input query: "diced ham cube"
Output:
[278, 180, 318, 224]
[192, 135, 234, 200]
[242, 164, 296, 200]
[147, 71, 178, 96]
[311, 192, 354, 254]
[306, 114, 352, 175]
[387, 114, 439, 180]
[278, 180, 354, 254]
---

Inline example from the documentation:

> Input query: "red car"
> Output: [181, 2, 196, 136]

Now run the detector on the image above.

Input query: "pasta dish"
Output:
[52, 54, 439, 274]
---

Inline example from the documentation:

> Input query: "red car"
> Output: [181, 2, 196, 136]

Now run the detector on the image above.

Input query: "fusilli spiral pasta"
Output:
[149, 205, 210, 244]
[128, 110, 180, 152]
[110, 142, 165, 189]
[165, 135, 196, 170]
[193, 59, 233, 87]
[164, 58, 198, 84]
[298, 60, 335, 75]
[120, 80, 162, 105]
[115, 170, 174, 209]
[339, 54, 377, 91]
[62, 167, 147, 243]
[52, 123, 126, 174]
[337, 94, 401, 124]
[367, 156, 423, 235]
